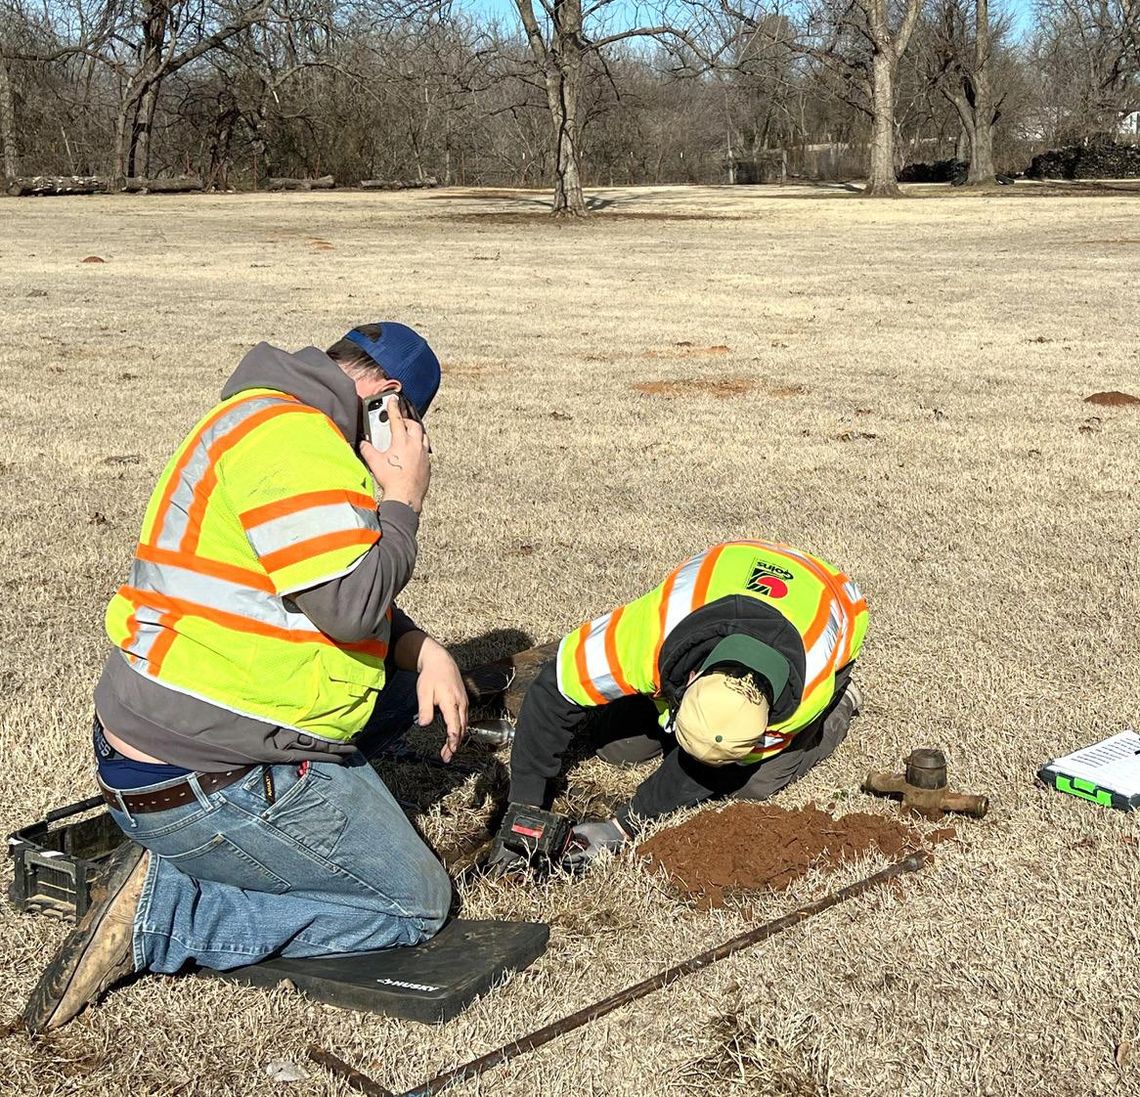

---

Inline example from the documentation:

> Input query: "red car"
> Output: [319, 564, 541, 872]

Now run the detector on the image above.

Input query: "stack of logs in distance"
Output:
[1027, 141, 1140, 180]
[5, 175, 205, 197]
[6, 174, 443, 196]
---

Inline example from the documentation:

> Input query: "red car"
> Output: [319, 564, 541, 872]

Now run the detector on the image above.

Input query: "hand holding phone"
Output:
[360, 392, 431, 513]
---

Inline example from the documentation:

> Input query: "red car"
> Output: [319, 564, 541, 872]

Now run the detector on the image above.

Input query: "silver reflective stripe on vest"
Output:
[245, 502, 379, 559]
[129, 558, 322, 635]
[155, 395, 296, 551]
[803, 602, 844, 688]
[578, 612, 627, 702]
[125, 603, 168, 665]
[661, 549, 709, 643]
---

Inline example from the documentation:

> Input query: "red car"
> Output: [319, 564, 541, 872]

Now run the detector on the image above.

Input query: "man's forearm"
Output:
[508, 659, 592, 808]
[293, 501, 419, 642]
[618, 748, 753, 836]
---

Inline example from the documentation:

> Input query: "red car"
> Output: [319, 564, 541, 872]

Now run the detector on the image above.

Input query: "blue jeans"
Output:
[104, 672, 451, 973]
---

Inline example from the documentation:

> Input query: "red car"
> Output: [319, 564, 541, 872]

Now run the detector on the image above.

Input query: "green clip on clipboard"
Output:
[1039, 730, 1140, 812]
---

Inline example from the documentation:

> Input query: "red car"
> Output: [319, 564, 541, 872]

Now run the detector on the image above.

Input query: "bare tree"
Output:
[793, 0, 922, 193]
[106, 0, 279, 181]
[0, 51, 16, 177]
[0, 1, 64, 179]
[920, 0, 1015, 183]
[510, 0, 701, 214]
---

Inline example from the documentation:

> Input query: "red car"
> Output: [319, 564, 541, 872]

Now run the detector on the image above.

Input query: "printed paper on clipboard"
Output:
[1039, 730, 1140, 811]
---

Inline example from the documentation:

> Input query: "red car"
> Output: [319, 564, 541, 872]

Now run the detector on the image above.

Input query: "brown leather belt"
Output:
[98, 765, 256, 814]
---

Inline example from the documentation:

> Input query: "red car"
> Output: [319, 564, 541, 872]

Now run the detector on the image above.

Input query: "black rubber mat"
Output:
[205, 918, 549, 1023]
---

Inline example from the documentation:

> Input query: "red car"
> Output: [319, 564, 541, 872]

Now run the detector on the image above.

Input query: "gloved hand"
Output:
[563, 817, 632, 870]
[484, 836, 530, 878]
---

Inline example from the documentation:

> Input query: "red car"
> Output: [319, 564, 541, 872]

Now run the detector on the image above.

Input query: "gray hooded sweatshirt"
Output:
[94, 343, 422, 770]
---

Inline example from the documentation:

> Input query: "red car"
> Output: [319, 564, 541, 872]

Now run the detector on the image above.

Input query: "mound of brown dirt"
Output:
[1085, 391, 1140, 407]
[639, 802, 921, 908]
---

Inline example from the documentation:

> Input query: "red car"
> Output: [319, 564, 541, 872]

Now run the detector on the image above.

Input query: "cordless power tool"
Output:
[488, 804, 575, 874]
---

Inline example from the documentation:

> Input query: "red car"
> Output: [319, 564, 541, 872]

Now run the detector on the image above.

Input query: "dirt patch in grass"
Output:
[643, 343, 731, 359]
[633, 378, 752, 399]
[431, 212, 561, 225]
[433, 211, 752, 225]
[632, 377, 807, 399]
[425, 190, 548, 201]
[1085, 390, 1140, 407]
[594, 211, 752, 222]
[639, 803, 920, 908]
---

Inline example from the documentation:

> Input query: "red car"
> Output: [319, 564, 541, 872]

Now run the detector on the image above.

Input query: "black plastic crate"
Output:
[7, 795, 127, 920]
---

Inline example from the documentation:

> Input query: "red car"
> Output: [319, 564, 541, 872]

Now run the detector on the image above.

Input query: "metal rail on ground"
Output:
[309, 850, 931, 1097]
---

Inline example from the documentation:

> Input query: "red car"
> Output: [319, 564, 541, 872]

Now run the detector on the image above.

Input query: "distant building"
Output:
[1122, 111, 1140, 137]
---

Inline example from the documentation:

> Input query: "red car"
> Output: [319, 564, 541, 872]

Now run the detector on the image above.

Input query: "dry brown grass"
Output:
[2, 184, 1139, 1096]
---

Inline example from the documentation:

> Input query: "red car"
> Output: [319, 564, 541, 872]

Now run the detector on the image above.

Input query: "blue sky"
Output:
[455, 0, 1040, 43]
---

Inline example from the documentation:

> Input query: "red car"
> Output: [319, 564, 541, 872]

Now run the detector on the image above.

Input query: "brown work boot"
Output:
[23, 840, 148, 1033]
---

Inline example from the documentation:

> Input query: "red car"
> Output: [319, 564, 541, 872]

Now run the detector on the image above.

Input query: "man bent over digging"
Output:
[491, 539, 868, 870]
[25, 323, 469, 1032]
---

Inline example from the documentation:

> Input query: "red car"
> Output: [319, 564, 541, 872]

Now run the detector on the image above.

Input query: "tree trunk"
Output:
[547, 0, 587, 216]
[515, 0, 588, 216]
[122, 175, 203, 193]
[866, 48, 901, 196]
[0, 60, 17, 180]
[549, 74, 586, 215]
[955, 125, 970, 161]
[129, 81, 161, 180]
[113, 98, 132, 184]
[965, 0, 996, 185]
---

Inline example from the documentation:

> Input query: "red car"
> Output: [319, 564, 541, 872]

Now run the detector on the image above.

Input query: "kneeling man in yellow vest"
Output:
[494, 540, 868, 869]
[25, 323, 467, 1033]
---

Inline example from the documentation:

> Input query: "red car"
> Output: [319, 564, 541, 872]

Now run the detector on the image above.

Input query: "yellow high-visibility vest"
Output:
[105, 388, 389, 743]
[556, 541, 868, 764]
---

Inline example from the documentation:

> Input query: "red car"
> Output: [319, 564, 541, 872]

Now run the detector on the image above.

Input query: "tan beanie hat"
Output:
[674, 672, 771, 765]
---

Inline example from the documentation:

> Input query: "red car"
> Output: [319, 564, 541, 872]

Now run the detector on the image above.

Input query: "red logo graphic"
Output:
[751, 574, 788, 598]
[747, 559, 794, 599]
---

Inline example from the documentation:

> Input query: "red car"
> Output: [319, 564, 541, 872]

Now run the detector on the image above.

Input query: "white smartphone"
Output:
[363, 393, 403, 451]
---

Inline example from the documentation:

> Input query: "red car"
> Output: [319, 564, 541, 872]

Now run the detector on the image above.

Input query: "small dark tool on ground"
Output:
[863, 748, 989, 819]
[309, 851, 931, 1097]
[488, 804, 575, 873]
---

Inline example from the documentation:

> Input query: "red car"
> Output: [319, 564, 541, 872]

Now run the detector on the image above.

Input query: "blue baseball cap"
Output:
[343, 323, 440, 416]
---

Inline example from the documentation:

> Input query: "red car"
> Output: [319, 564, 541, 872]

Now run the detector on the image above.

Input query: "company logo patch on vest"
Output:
[747, 559, 794, 598]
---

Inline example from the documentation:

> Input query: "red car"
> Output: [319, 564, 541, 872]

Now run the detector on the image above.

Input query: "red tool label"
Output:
[511, 823, 545, 839]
